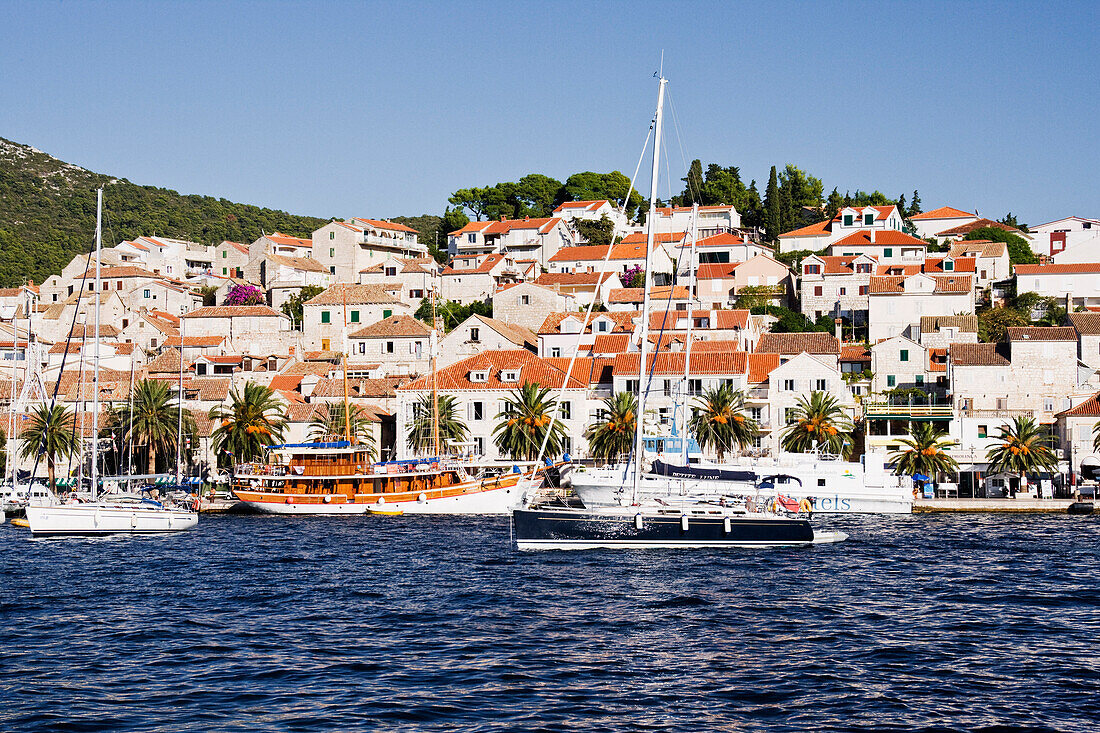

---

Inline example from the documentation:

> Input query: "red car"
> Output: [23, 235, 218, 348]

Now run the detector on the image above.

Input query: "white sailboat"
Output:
[25, 188, 198, 537]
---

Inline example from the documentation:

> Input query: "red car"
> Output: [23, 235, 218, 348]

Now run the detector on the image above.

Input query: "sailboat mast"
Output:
[632, 74, 667, 503]
[680, 203, 698, 466]
[175, 316, 184, 484]
[430, 281, 440, 457]
[91, 187, 102, 499]
[341, 287, 352, 443]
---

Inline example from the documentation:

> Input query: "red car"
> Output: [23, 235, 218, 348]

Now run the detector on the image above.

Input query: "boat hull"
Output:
[512, 508, 831, 551]
[233, 483, 519, 515]
[25, 503, 198, 537]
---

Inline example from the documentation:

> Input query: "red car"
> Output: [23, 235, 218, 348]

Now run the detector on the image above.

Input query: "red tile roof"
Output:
[612, 351, 748, 376]
[1056, 391, 1100, 417]
[1005, 327, 1077, 342]
[839, 344, 871, 362]
[831, 230, 927, 247]
[695, 262, 740, 279]
[1014, 262, 1100, 275]
[164, 335, 226, 348]
[620, 231, 689, 245]
[442, 253, 505, 275]
[950, 342, 1010, 367]
[868, 274, 973, 294]
[449, 217, 561, 236]
[535, 272, 618, 287]
[539, 311, 638, 335]
[548, 242, 650, 262]
[350, 315, 431, 339]
[607, 285, 690, 303]
[934, 219, 1021, 237]
[351, 217, 419, 234]
[910, 206, 975, 220]
[269, 374, 304, 392]
[779, 219, 831, 238]
[1070, 312, 1100, 335]
[591, 334, 630, 354]
[265, 232, 312, 248]
[306, 284, 404, 306]
[553, 200, 611, 213]
[399, 350, 588, 391]
[756, 332, 839, 355]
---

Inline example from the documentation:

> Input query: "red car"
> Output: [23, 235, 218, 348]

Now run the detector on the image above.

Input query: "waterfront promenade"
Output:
[915, 497, 1086, 513]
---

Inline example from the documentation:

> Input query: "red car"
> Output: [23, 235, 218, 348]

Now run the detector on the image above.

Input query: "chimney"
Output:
[289, 345, 295, 357]
[869, 229, 876, 243]
[834, 318, 843, 343]
[1067, 291, 1073, 313]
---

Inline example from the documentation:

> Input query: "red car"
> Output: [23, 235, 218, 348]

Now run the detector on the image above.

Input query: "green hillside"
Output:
[0, 137, 329, 287]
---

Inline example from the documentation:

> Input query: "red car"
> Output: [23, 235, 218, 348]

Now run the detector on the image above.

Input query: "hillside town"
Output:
[4, 198, 1100, 499]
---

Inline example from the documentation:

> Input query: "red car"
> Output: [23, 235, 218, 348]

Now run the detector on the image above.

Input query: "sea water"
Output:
[1, 513, 1098, 732]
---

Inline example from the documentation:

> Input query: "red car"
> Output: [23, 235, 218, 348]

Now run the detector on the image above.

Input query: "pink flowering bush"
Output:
[622, 265, 645, 288]
[225, 284, 264, 306]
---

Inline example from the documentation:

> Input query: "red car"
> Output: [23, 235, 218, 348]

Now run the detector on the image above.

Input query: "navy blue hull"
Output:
[513, 508, 815, 549]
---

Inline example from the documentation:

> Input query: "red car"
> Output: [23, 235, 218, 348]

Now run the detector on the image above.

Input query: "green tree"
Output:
[963, 226, 1037, 265]
[824, 187, 844, 221]
[779, 164, 824, 225]
[492, 383, 567, 461]
[107, 379, 195, 475]
[763, 166, 781, 242]
[208, 382, 288, 466]
[1093, 420, 1100, 452]
[889, 422, 959, 479]
[574, 215, 617, 250]
[560, 171, 644, 219]
[678, 159, 705, 205]
[907, 190, 922, 217]
[986, 416, 1058, 491]
[781, 392, 853, 456]
[280, 285, 325, 328]
[197, 285, 218, 306]
[414, 298, 491, 332]
[408, 393, 468, 455]
[584, 391, 637, 463]
[515, 174, 564, 217]
[19, 403, 80, 491]
[308, 402, 376, 458]
[688, 384, 757, 462]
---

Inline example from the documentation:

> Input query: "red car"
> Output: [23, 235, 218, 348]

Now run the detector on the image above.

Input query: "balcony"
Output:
[864, 402, 953, 420]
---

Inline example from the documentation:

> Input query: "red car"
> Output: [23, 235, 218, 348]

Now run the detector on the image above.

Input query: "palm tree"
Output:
[987, 416, 1058, 494]
[493, 383, 567, 462]
[19, 403, 80, 491]
[208, 381, 287, 466]
[781, 391, 853, 456]
[688, 384, 758, 461]
[308, 402, 377, 459]
[584, 391, 637, 464]
[407, 394, 468, 455]
[1093, 419, 1100, 452]
[107, 379, 195, 475]
[890, 421, 958, 480]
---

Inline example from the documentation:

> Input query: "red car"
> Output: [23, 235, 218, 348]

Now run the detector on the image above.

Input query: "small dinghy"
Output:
[1067, 502, 1094, 516]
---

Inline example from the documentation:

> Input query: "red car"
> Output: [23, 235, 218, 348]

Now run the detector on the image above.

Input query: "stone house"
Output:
[212, 241, 250, 278]
[947, 240, 1010, 289]
[1054, 391, 1100, 478]
[1069, 312, 1100, 372]
[438, 315, 538, 368]
[755, 332, 841, 370]
[826, 230, 928, 265]
[532, 272, 623, 308]
[537, 311, 639, 360]
[312, 218, 427, 284]
[870, 335, 931, 396]
[764, 352, 854, 456]
[440, 254, 525, 304]
[867, 274, 975, 343]
[491, 282, 576, 333]
[302, 284, 411, 352]
[546, 239, 675, 282]
[448, 217, 574, 266]
[347, 315, 432, 377]
[916, 315, 979, 349]
[358, 256, 440, 309]
[798, 254, 877, 325]
[1013, 263, 1100, 310]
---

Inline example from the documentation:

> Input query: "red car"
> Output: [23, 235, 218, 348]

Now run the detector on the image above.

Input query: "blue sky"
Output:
[1, 0, 1096, 227]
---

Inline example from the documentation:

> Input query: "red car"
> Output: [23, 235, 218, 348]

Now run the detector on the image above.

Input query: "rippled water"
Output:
[2, 513, 1098, 732]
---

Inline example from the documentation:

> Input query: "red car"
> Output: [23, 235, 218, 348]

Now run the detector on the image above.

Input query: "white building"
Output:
[302, 284, 412, 353]
[1013, 263, 1100, 310]
[777, 205, 905, 253]
[867, 274, 975, 343]
[448, 217, 574, 266]
[312, 218, 427, 283]
[1029, 216, 1100, 259]
[348, 315, 432, 377]
[909, 206, 979, 242]
[437, 314, 538, 367]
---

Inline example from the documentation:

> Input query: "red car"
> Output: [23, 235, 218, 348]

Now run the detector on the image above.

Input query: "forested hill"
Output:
[0, 137, 329, 287]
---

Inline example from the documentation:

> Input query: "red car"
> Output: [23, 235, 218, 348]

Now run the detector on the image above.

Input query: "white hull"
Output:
[238, 485, 519, 516]
[572, 464, 912, 514]
[26, 502, 198, 537]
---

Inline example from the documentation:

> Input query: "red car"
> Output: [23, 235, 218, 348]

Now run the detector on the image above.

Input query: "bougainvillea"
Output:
[622, 264, 645, 288]
[225, 284, 264, 306]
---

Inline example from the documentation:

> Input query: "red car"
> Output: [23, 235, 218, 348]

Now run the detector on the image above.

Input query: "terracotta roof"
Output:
[223, 241, 250, 255]
[948, 240, 1008, 259]
[268, 253, 329, 273]
[279, 360, 337, 377]
[164, 335, 226, 348]
[553, 200, 610, 213]
[655, 205, 735, 215]
[747, 352, 781, 383]
[535, 272, 617, 287]
[839, 344, 871, 362]
[620, 231, 686, 245]
[539, 311, 638, 335]
[779, 220, 831, 238]
[590, 333, 630, 354]
[306, 284, 404, 306]
[1056, 392, 1100, 418]
[398, 350, 587, 392]
[145, 348, 187, 374]
[831, 230, 927, 247]
[834, 205, 895, 222]
[449, 217, 561, 237]
[690, 232, 745, 247]
[756, 332, 839, 355]
[607, 285, 690, 303]
[177, 377, 232, 402]
[269, 374, 305, 392]
[547, 242, 652, 263]
[612, 351, 745, 376]
[1014, 262, 1100, 275]
[910, 207, 975, 220]
[69, 324, 121, 338]
[868, 275, 973, 294]
[802, 254, 878, 275]
[950, 342, 1010, 367]
[264, 232, 312, 248]
[442, 253, 505, 275]
[928, 347, 948, 373]
[350, 315, 431, 339]
[351, 217, 420, 234]
[689, 339, 742, 353]
[303, 350, 341, 362]
[310, 376, 407, 399]
[649, 309, 750, 331]
[542, 356, 615, 388]
[935, 219, 1021, 237]
[470, 315, 538, 349]
[696, 263, 740, 279]
[920, 315, 978, 333]
[1069, 312, 1100, 335]
[1006, 327, 1077, 342]
[80, 265, 161, 279]
[181, 305, 284, 319]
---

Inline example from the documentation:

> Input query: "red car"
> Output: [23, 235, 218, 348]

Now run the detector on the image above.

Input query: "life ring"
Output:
[323, 495, 332, 504]
[798, 498, 813, 513]
[285, 497, 293, 504]
[376, 497, 386, 505]
[417, 492, 427, 503]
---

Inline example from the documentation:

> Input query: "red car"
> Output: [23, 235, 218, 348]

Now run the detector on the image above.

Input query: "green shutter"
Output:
[321, 311, 331, 324]
[887, 375, 896, 387]
[383, 309, 392, 319]
[884, 248, 893, 258]
[915, 374, 924, 384]
[351, 310, 359, 323]
[900, 350, 909, 362]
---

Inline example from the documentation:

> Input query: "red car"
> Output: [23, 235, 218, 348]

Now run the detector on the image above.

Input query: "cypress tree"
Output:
[763, 166, 781, 242]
